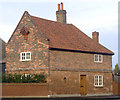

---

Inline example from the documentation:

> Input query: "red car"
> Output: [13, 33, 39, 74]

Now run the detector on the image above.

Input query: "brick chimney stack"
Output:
[56, 2, 67, 24]
[92, 31, 99, 42]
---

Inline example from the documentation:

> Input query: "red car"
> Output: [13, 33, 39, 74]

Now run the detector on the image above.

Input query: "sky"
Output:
[0, 0, 118, 69]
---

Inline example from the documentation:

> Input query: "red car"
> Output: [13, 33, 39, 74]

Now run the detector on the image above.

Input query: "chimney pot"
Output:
[61, 2, 63, 10]
[92, 31, 99, 42]
[58, 4, 60, 10]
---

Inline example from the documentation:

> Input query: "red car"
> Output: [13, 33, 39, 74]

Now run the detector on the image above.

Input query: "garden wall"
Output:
[112, 75, 120, 95]
[2, 83, 49, 97]
[113, 81, 120, 95]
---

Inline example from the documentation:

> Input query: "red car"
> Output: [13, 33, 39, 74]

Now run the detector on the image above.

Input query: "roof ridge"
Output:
[30, 15, 71, 26]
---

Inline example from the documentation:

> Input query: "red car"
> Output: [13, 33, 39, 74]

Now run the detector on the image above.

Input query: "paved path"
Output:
[1, 95, 120, 100]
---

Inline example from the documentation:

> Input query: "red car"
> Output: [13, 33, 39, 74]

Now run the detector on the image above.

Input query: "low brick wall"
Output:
[113, 81, 120, 95]
[2, 83, 49, 97]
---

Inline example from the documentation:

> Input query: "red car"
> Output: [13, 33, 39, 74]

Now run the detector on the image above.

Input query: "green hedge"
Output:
[2, 73, 47, 83]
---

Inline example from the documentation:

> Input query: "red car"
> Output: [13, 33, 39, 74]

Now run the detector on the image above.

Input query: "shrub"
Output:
[2, 73, 47, 83]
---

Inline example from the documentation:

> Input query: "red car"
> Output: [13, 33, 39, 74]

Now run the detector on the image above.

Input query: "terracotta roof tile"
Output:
[30, 15, 114, 55]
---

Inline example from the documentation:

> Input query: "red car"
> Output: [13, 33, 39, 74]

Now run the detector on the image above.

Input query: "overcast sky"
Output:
[0, 0, 118, 69]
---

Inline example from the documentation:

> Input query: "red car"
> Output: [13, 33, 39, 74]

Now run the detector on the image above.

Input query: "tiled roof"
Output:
[30, 14, 113, 55]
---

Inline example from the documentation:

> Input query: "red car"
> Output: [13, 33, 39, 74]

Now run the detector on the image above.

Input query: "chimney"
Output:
[92, 31, 99, 42]
[56, 2, 67, 24]
[58, 4, 60, 10]
[61, 2, 63, 10]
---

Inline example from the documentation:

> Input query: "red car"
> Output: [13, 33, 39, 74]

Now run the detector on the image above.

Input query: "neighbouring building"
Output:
[0, 38, 6, 74]
[6, 3, 114, 96]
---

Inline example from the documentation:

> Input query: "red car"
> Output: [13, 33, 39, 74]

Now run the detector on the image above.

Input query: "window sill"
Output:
[94, 86, 103, 88]
[20, 60, 31, 62]
[94, 61, 103, 63]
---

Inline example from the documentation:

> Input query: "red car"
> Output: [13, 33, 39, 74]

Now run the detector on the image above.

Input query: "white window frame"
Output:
[94, 54, 103, 63]
[21, 74, 32, 79]
[94, 75, 103, 87]
[20, 52, 31, 61]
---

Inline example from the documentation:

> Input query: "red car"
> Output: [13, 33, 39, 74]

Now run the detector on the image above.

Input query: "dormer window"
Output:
[20, 52, 31, 61]
[20, 26, 30, 40]
[94, 54, 103, 63]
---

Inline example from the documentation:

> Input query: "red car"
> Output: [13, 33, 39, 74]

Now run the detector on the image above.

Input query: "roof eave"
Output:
[49, 47, 114, 55]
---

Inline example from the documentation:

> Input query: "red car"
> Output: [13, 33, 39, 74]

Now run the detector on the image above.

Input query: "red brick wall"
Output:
[50, 50, 112, 71]
[113, 77, 120, 95]
[2, 83, 49, 97]
[49, 71, 112, 95]
[6, 11, 49, 74]
[49, 50, 112, 95]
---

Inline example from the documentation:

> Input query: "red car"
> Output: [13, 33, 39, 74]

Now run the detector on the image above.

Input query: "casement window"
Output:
[20, 52, 31, 61]
[94, 54, 103, 63]
[94, 75, 103, 87]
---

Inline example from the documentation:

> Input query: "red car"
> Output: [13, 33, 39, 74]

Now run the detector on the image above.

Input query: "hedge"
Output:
[2, 73, 47, 83]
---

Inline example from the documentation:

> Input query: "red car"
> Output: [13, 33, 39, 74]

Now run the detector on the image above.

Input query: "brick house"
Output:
[6, 3, 114, 96]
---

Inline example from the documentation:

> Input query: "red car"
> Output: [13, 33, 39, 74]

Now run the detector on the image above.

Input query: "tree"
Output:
[114, 64, 120, 75]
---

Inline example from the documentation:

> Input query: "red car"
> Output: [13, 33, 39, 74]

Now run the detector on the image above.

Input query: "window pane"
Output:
[99, 76, 102, 79]
[99, 55, 102, 61]
[94, 75, 98, 86]
[22, 53, 25, 57]
[22, 56, 25, 60]
[95, 79, 98, 82]
[22, 53, 23, 56]
[95, 55, 98, 61]
[23, 53, 25, 56]
[95, 76, 98, 79]
[26, 57, 30, 59]
[99, 76, 103, 86]
[26, 53, 30, 60]
[95, 83, 98, 85]
[26, 53, 30, 56]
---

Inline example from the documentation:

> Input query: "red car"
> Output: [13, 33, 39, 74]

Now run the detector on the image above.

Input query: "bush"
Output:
[2, 73, 47, 83]
[114, 64, 120, 75]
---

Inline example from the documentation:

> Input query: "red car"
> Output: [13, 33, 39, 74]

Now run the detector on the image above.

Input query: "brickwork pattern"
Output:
[50, 50, 112, 71]
[49, 71, 112, 95]
[6, 11, 49, 74]
[49, 50, 112, 95]
[56, 10, 66, 24]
